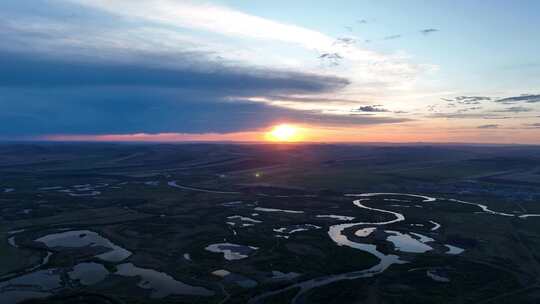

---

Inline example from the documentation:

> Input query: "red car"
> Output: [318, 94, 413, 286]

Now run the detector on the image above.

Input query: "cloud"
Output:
[0, 51, 348, 95]
[353, 105, 390, 113]
[318, 52, 343, 66]
[259, 95, 364, 104]
[383, 34, 402, 40]
[64, 0, 412, 74]
[477, 124, 499, 129]
[1, 0, 427, 101]
[429, 113, 505, 119]
[431, 104, 535, 118]
[0, 0, 429, 139]
[495, 94, 540, 104]
[0, 50, 411, 136]
[0, 87, 410, 136]
[66, 0, 333, 50]
[486, 116, 514, 120]
[420, 28, 439, 35]
[319, 53, 343, 59]
[456, 107, 482, 113]
[333, 37, 357, 47]
[523, 123, 540, 128]
[442, 96, 492, 105]
[494, 106, 533, 113]
[456, 96, 491, 102]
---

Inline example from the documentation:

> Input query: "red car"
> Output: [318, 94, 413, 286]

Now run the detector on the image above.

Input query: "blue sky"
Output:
[223, 0, 540, 84]
[0, 0, 539, 143]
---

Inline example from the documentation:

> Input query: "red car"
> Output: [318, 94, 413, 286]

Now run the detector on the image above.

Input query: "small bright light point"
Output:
[265, 124, 301, 142]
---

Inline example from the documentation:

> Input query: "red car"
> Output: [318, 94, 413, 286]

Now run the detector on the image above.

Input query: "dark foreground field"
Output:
[1, 143, 540, 304]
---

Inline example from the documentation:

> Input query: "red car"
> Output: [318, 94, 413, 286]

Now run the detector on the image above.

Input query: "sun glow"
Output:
[265, 124, 302, 142]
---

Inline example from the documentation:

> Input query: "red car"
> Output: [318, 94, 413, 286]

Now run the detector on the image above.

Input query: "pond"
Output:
[35, 230, 132, 262]
[205, 243, 258, 260]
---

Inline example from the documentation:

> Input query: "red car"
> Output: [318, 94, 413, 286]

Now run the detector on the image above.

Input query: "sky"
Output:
[1, 0, 539, 144]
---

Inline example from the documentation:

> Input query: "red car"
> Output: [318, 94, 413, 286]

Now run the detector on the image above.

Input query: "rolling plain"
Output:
[1, 143, 540, 303]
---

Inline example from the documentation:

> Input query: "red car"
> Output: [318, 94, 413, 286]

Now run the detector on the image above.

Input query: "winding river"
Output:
[4, 188, 540, 304]
[249, 193, 540, 304]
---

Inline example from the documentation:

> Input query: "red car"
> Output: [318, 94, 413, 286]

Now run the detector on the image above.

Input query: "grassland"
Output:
[0, 143, 539, 303]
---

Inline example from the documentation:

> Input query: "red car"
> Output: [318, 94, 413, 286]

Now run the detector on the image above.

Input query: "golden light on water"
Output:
[265, 124, 302, 142]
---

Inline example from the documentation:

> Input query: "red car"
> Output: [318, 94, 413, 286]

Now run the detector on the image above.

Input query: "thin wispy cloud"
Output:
[383, 34, 402, 40]
[67, 0, 330, 49]
[318, 52, 343, 66]
[333, 37, 357, 47]
[446, 96, 492, 104]
[370, 27, 438, 43]
[258, 96, 364, 105]
[495, 94, 540, 104]
[477, 124, 499, 129]
[429, 112, 505, 119]
[353, 105, 390, 113]
[457, 107, 483, 112]
[495, 106, 533, 113]
[420, 28, 439, 35]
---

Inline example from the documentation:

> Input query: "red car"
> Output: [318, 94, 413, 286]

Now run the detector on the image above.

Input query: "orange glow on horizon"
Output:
[265, 124, 303, 142]
[37, 121, 540, 145]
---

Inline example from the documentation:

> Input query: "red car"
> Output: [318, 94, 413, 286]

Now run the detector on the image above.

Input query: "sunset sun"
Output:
[265, 124, 301, 142]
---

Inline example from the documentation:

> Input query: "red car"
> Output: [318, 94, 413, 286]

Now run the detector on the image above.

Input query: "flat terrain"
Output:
[1, 143, 540, 304]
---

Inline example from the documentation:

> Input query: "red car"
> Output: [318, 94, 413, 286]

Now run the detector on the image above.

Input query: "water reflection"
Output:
[205, 243, 258, 260]
[68, 263, 109, 286]
[35, 230, 131, 262]
[115, 263, 214, 298]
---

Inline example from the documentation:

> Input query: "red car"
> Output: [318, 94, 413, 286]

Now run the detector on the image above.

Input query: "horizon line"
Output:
[0, 139, 538, 147]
